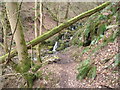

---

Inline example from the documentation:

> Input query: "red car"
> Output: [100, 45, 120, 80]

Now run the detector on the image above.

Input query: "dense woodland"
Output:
[0, 1, 120, 88]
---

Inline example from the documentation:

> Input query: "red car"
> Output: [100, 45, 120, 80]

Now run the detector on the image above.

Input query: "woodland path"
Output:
[55, 52, 80, 88]
[34, 43, 119, 88]
[34, 48, 91, 88]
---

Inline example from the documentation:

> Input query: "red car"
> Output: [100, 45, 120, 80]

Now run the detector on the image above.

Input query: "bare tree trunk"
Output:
[36, 2, 43, 63]
[6, 2, 31, 73]
[39, 2, 42, 36]
[65, 2, 70, 19]
[56, 3, 60, 26]
[34, 0, 38, 40]
[34, 0, 42, 63]
[34, 0, 39, 61]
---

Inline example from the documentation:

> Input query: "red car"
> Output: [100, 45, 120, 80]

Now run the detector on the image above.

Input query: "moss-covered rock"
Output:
[47, 51, 54, 54]
[56, 43, 65, 51]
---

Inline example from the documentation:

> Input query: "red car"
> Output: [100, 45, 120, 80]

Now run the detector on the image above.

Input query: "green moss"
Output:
[47, 51, 54, 54]
[58, 40, 64, 43]
[15, 58, 31, 73]
[13, 59, 36, 88]
[15, 63, 31, 73]
[56, 44, 65, 51]
[45, 74, 50, 81]
[36, 71, 43, 79]
[37, 57, 42, 63]
[24, 72, 36, 88]
[0, 49, 17, 64]
[47, 46, 53, 50]
[27, 2, 110, 48]
[31, 64, 42, 72]
[46, 40, 55, 46]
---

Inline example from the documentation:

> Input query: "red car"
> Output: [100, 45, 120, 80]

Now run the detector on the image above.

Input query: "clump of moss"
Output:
[15, 62, 31, 73]
[56, 43, 65, 51]
[31, 64, 42, 72]
[36, 71, 43, 79]
[47, 51, 54, 54]
[24, 72, 36, 88]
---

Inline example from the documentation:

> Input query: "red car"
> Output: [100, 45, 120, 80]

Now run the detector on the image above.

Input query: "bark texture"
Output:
[6, 2, 31, 73]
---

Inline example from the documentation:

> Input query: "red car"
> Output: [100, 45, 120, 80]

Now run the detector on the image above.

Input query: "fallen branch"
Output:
[0, 2, 111, 63]
[0, 73, 21, 78]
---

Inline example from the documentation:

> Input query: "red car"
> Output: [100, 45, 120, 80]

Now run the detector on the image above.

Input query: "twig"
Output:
[0, 73, 22, 78]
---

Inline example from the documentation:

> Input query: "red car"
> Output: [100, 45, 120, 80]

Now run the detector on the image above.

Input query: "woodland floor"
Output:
[1, 43, 120, 88]
[0, 2, 120, 88]
[33, 43, 119, 88]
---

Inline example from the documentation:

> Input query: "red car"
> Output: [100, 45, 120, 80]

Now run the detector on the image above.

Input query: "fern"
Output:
[77, 59, 90, 69]
[77, 64, 91, 80]
[79, 47, 90, 57]
[77, 59, 97, 80]
[114, 54, 120, 67]
[87, 66, 97, 79]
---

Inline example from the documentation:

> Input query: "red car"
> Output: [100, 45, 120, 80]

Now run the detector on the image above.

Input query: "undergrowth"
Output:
[76, 3, 118, 80]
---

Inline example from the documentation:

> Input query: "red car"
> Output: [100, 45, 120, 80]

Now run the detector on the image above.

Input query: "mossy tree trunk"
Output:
[6, 2, 35, 87]
[0, 2, 111, 63]
[6, 2, 31, 72]
[0, 4, 8, 53]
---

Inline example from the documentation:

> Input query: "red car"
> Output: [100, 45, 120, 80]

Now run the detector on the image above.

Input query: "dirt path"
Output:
[56, 53, 79, 88]
[36, 52, 83, 88]
[34, 44, 119, 88]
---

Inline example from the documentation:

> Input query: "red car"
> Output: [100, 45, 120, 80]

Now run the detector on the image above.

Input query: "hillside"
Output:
[0, 2, 119, 88]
